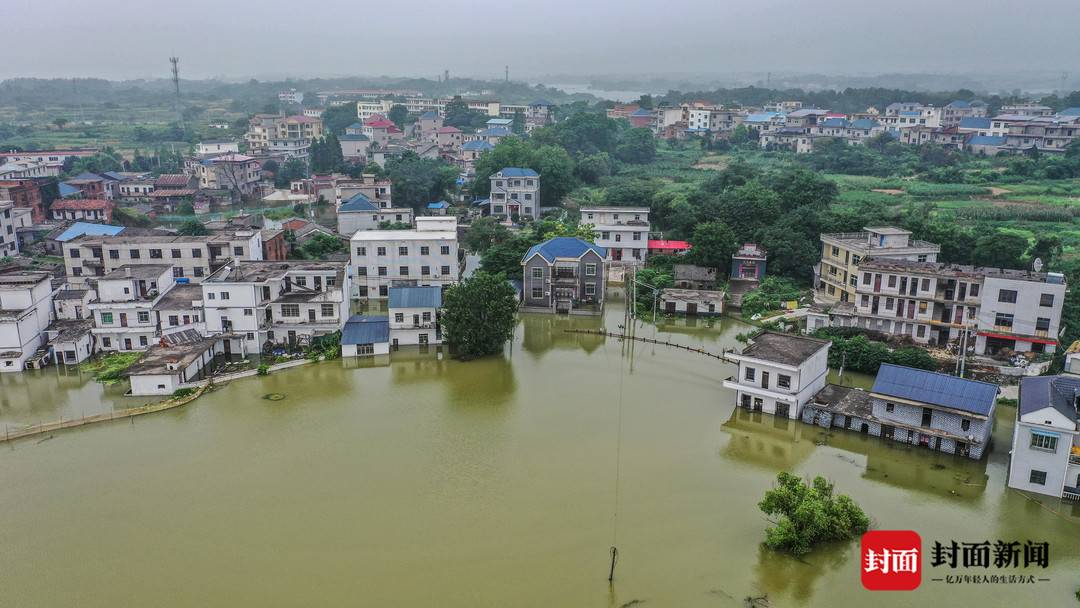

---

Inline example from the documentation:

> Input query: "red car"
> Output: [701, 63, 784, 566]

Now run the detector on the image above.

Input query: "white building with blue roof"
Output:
[388, 286, 442, 345]
[341, 315, 390, 357]
[337, 192, 413, 235]
[488, 168, 539, 221]
[1007, 358, 1080, 500]
[521, 237, 605, 315]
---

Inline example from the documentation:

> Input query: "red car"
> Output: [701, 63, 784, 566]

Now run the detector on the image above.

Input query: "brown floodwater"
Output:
[0, 295, 1077, 607]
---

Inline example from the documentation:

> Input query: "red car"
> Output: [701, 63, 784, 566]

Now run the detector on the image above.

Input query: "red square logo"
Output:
[861, 530, 922, 591]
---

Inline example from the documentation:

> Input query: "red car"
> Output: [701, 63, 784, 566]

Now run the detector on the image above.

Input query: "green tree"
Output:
[615, 127, 656, 164]
[441, 271, 519, 359]
[686, 221, 736, 270]
[53, 117, 68, 130]
[480, 236, 532, 277]
[463, 216, 512, 253]
[299, 233, 345, 259]
[758, 472, 870, 556]
[322, 104, 358, 135]
[971, 230, 1029, 269]
[1029, 235, 1063, 267]
[388, 104, 409, 130]
[176, 219, 209, 236]
[384, 152, 459, 211]
[511, 109, 526, 135]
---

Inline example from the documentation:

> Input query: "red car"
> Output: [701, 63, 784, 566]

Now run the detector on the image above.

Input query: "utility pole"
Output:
[505, 65, 509, 83]
[444, 69, 450, 83]
[169, 56, 182, 123]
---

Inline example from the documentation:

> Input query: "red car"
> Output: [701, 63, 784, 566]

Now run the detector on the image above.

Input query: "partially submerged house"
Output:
[721, 332, 831, 419]
[659, 288, 724, 316]
[521, 237, 606, 315]
[341, 315, 390, 357]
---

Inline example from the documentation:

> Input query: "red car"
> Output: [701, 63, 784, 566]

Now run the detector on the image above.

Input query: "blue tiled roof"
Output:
[389, 286, 442, 308]
[1019, 374, 1080, 420]
[850, 118, 880, 130]
[487, 118, 513, 125]
[967, 135, 1006, 146]
[899, 110, 921, 117]
[461, 140, 494, 151]
[54, 222, 125, 242]
[427, 200, 449, 209]
[522, 237, 605, 264]
[947, 100, 971, 108]
[101, 171, 124, 181]
[871, 363, 998, 416]
[419, 111, 439, 120]
[958, 117, 991, 130]
[819, 117, 849, 128]
[341, 315, 390, 345]
[1059, 107, 1080, 116]
[58, 183, 81, 198]
[346, 122, 364, 130]
[339, 133, 369, 141]
[630, 108, 653, 116]
[472, 198, 490, 206]
[478, 127, 512, 137]
[745, 112, 781, 122]
[498, 167, 539, 178]
[338, 193, 378, 212]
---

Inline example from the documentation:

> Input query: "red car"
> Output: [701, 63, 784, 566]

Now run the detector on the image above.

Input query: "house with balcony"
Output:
[580, 206, 649, 264]
[336, 193, 414, 235]
[521, 237, 606, 315]
[721, 332, 831, 419]
[201, 260, 350, 354]
[1007, 353, 1080, 500]
[0, 270, 54, 372]
[816, 226, 941, 304]
[388, 286, 442, 346]
[350, 218, 459, 298]
[487, 168, 539, 221]
[804, 363, 998, 459]
[88, 265, 175, 352]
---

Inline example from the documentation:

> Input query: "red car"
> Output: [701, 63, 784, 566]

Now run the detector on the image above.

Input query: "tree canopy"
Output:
[758, 472, 870, 556]
[441, 271, 519, 359]
[384, 152, 458, 211]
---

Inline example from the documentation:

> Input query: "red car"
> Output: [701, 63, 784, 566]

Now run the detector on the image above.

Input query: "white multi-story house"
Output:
[0, 270, 54, 372]
[201, 260, 351, 354]
[350, 217, 459, 298]
[63, 231, 264, 283]
[388, 286, 442, 346]
[721, 332, 831, 419]
[153, 283, 205, 339]
[195, 140, 240, 156]
[580, 206, 650, 264]
[1007, 350, 1080, 501]
[488, 168, 539, 220]
[195, 153, 262, 196]
[336, 193, 413, 235]
[89, 265, 175, 352]
[0, 200, 19, 257]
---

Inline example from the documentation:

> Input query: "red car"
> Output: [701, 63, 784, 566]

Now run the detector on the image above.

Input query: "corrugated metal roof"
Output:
[389, 286, 442, 309]
[871, 363, 998, 416]
[1019, 374, 1080, 420]
[498, 167, 538, 177]
[338, 193, 378, 212]
[54, 222, 125, 242]
[523, 237, 605, 263]
[341, 315, 390, 345]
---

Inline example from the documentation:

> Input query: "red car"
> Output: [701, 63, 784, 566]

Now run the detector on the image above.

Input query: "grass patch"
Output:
[80, 352, 142, 384]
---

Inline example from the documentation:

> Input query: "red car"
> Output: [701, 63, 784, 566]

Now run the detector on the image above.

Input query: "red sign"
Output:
[861, 530, 922, 591]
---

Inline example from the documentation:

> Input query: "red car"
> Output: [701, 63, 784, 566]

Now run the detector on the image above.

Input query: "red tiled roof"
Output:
[281, 219, 309, 230]
[286, 115, 317, 123]
[365, 119, 396, 128]
[52, 198, 113, 210]
[648, 239, 690, 250]
[154, 174, 190, 187]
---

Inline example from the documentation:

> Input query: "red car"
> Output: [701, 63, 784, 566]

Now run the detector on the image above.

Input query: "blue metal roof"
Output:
[1059, 107, 1080, 116]
[958, 117, 991, 130]
[871, 363, 998, 416]
[472, 198, 490, 206]
[58, 183, 81, 198]
[54, 222, 125, 242]
[522, 237, 606, 264]
[498, 167, 538, 177]
[389, 286, 442, 309]
[630, 108, 653, 116]
[339, 133, 369, 141]
[478, 127, 512, 137]
[419, 111, 439, 120]
[819, 117, 849, 128]
[462, 140, 494, 151]
[967, 135, 1006, 146]
[530, 98, 553, 107]
[346, 122, 364, 130]
[745, 112, 781, 122]
[947, 100, 971, 108]
[338, 193, 379, 212]
[341, 315, 390, 345]
[849, 118, 880, 130]
[426, 200, 449, 209]
[899, 110, 921, 117]
[1019, 374, 1080, 420]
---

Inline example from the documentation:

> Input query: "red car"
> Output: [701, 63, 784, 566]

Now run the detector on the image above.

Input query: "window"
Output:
[357, 267, 367, 276]
[777, 375, 791, 389]
[921, 278, 930, 291]
[173, 267, 184, 278]
[356, 246, 367, 256]
[420, 246, 429, 255]
[169, 315, 179, 326]
[1036, 317, 1051, 332]
[281, 304, 300, 317]
[441, 265, 450, 275]
[860, 295, 870, 307]
[244, 309, 253, 316]
[69, 248, 80, 258]
[998, 289, 1018, 303]
[531, 287, 543, 298]
[633, 232, 641, 241]
[220, 292, 230, 301]
[744, 367, 756, 381]
[399, 266, 409, 276]
[1029, 470, 1047, 486]
[394, 313, 404, 323]
[422, 312, 432, 322]
[862, 273, 871, 285]
[532, 267, 543, 279]
[585, 263, 597, 277]
[377, 247, 386, 256]
[171, 249, 181, 258]
[398, 246, 408, 255]
[149, 249, 162, 259]
[139, 336, 148, 347]
[296, 277, 307, 287]
[233, 246, 243, 256]
[207, 293, 216, 300]
[885, 403, 894, 413]
[100, 312, 114, 324]
[614, 234, 621, 242]
[585, 283, 595, 296]
[918, 302, 928, 313]
[1040, 293, 1055, 307]
[961, 419, 970, 431]
[1030, 432, 1058, 452]
[440, 245, 450, 255]
[969, 284, 979, 297]
[421, 266, 431, 276]
[137, 311, 150, 323]
[917, 325, 926, 337]
[130, 249, 141, 259]
[995, 313, 1014, 328]
[887, 275, 897, 288]
[321, 304, 335, 317]
[192, 249, 202, 258]
[378, 267, 387, 276]
[109, 249, 119, 259]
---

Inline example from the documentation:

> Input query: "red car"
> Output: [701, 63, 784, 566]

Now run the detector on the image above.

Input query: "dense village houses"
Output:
[805, 364, 998, 459]
[0, 179, 46, 223]
[388, 286, 443, 346]
[816, 226, 941, 304]
[350, 217, 459, 298]
[1007, 349, 1080, 500]
[336, 193, 414, 235]
[722, 332, 831, 420]
[520, 237, 606, 315]
[50, 198, 115, 223]
[0, 201, 20, 257]
[0, 148, 97, 173]
[580, 206, 649, 264]
[195, 153, 262, 197]
[200, 260, 351, 354]
[63, 230, 265, 282]
[0, 269, 54, 372]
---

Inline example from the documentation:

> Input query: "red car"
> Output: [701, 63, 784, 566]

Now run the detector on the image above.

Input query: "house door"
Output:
[921, 408, 933, 427]
[740, 394, 751, 408]
[120, 313, 128, 327]
[752, 398, 763, 412]
[687, 303, 698, 315]
[123, 338, 132, 350]
[860, 423, 869, 434]
[223, 339, 232, 355]
[665, 301, 675, 313]
[956, 441, 969, 457]
[761, 371, 770, 389]
[308, 309, 316, 322]
[883, 425, 894, 439]
[775, 403, 790, 418]
[413, 314, 420, 326]
[612, 248, 623, 261]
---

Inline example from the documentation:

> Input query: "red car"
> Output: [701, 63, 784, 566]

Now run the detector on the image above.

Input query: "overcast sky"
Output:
[4, 0, 1080, 83]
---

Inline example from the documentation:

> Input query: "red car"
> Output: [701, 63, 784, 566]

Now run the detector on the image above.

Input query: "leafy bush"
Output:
[304, 331, 342, 361]
[80, 352, 142, 384]
[172, 387, 196, 399]
[812, 330, 938, 374]
[758, 472, 870, 556]
[741, 277, 803, 318]
[256, 364, 270, 376]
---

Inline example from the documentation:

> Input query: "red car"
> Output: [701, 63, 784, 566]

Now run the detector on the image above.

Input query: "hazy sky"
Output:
[4, 0, 1080, 82]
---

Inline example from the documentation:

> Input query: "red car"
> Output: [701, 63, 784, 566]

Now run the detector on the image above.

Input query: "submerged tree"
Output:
[441, 271, 518, 359]
[758, 472, 870, 556]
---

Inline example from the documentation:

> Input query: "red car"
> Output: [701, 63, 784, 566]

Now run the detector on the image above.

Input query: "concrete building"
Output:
[0, 270, 54, 372]
[659, 288, 724, 316]
[337, 174, 392, 207]
[1007, 357, 1080, 500]
[722, 332, 831, 420]
[88, 265, 175, 352]
[816, 227, 940, 304]
[195, 141, 240, 156]
[126, 335, 224, 396]
[488, 168, 539, 220]
[805, 363, 998, 459]
[336, 193, 413, 235]
[521, 237, 606, 315]
[195, 153, 262, 197]
[388, 286, 442, 346]
[63, 231, 264, 283]
[341, 315, 390, 357]
[350, 218, 459, 298]
[0, 201, 19, 257]
[50, 199, 114, 223]
[580, 207, 649, 264]
[46, 319, 94, 365]
[201, 260, 351, 354]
